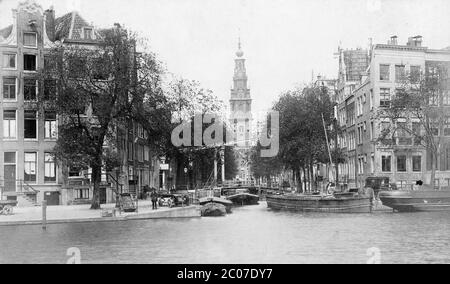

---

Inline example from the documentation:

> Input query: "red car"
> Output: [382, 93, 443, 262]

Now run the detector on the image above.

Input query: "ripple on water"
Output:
[1, 203, 450, 264]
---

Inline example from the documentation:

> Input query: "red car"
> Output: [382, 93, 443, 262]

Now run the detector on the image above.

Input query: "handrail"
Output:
[18, 180, 39, 194]
[107, 173, 124, 195]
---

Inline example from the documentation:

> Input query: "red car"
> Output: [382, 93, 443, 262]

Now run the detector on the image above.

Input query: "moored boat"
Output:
[225, 188, 260, 206]
[227, 192, 259, 206]
[199, 197, 233, 214]
[200, 202, 227, 217]
[379, 190, 450, 212]
[266, 192, 372, 213]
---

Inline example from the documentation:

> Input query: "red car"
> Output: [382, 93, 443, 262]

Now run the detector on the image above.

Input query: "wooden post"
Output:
[42, 200, 47, 230]
[214, 148, 218, 186]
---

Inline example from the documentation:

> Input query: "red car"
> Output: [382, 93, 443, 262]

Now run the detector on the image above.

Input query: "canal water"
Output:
[1, 202, 450, 264]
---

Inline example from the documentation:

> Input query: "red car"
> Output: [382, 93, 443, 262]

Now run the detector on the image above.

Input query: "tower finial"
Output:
[236, 33, 244, 58]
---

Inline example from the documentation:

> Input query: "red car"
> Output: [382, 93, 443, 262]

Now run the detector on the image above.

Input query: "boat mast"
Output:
[322, 113, 335, 184]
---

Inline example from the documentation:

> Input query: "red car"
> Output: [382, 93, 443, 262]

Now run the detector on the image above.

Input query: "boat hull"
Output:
[227, 193, 260, 206]
[266, 194, 372, 213]
[199, 197, 233, 214]
[379, 190, 450, 212]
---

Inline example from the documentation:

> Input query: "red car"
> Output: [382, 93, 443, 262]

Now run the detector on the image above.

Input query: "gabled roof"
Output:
[0, 25, 13, 39]
[54, 11, 100, 41]
[54, 12, 73, 40]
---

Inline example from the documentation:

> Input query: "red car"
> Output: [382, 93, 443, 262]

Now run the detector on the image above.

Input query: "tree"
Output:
[250, 140, 282, 185]
[271, 86, 337, 192]
[42, 27, 167, 209]
[377, 62, 449, 188]
[164, 77, 237, 187]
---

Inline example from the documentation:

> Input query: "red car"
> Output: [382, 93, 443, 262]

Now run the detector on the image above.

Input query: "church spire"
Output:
[236, 37, 244, 58]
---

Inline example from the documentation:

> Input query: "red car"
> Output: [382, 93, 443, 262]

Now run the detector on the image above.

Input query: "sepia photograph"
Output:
[1, 0, 450, 267]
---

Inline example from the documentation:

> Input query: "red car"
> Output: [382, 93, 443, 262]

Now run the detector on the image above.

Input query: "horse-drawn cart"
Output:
[0, 200, 18, 215]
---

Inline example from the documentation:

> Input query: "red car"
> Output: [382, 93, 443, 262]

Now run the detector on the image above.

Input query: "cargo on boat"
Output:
[266, 192, 372, 213]
[199, 197, 233, 214]
[201, 202, 227, 217]
[379, 190, 450, 212]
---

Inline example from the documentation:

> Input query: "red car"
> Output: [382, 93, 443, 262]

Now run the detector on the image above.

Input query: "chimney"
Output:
[44, 6, 55, 41]
[388, 35, 398, 45]
[407, 36, 423, 47]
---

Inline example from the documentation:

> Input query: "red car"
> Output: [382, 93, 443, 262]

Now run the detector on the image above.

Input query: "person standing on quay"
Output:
[151, 190, 158, 210]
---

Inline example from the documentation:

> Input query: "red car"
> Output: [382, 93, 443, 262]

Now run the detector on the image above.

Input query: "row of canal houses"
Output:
[0, 0, 166, 206]
[334, 36, 450, 190]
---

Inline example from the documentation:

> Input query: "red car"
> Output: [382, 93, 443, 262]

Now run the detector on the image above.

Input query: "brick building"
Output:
[336, 36, 450, 189]
[0, 0, 159, 206]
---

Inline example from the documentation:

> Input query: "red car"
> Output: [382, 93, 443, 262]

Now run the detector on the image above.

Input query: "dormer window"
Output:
[23, 32, 37, 47]
[83, 27, 93, 40]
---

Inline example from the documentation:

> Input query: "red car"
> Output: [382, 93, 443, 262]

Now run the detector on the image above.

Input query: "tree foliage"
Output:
[254, 85, 339, 191]
[42, 27, 168, 209]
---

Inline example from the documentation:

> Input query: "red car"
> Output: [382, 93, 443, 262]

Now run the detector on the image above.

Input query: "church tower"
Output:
[229, 39, 252, 149]
[229, 39, 253, 181]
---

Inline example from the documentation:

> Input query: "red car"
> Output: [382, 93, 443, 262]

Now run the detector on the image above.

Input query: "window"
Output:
[380, 88, 391, 107]
[3, 110, 16, 139]
[445, 117, 450, 136]
[3, 77, 16, 100]
[128, 166, 135, 180]
[144, 146, 150, 161]
[128, 142, 133, 161]
[371, 154, 375, 174]
[412, 122, 422, 145]
[3, 53, 16, 69]
[395, 65, 406, 82]
[23, 32, 37, 47]
[430, 119, 439, 136]
[410, 65, 421, 83]
[357, 126, 363, 145]
[380, 121, 391, 143]
[380, 64, 390, 81]
[446, 148, 450, 171]
[84, 28, 93, 40]
[24, 110, 37, 139]
[44, 153, 56, 183]
[43, 79, 57, 100]
[24, 54, 37, 71]
[444, 90, 450, 106]
[138, 145, 144, 162]
[382, 155, 392, 172]
[429, 91, 439, 106]
[24, 79, 37, 101]
[397, 155, 407, 172]
[4, 152, 16, 168]
[397, 122, 412, 145]
[370, 89, 374, 110]
[24, 152, 37, 182]
[75, 189, 90, 200]
[370, 121, 374, 141]
[45, 112, 57, 139]
[138, 125, 144, 138]
[413, 156, 422, 172]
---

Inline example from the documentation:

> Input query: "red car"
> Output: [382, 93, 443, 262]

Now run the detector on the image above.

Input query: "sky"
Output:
[1, 0, 450, 114]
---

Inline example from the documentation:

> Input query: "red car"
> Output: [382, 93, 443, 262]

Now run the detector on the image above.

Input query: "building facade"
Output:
[229, 40, 252, 181]
[0, 0, 159, 206]
[336, 36, 450, 189]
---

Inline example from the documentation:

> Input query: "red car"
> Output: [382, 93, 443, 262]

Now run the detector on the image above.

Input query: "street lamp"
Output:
[184, 167, 188, 191]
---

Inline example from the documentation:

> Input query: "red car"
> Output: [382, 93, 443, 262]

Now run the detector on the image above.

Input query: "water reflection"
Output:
[1, 203, 450, 264]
